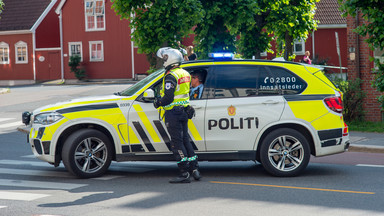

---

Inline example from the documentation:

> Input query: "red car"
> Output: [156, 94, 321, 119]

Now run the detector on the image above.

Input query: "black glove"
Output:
[153, 98, 160, 109]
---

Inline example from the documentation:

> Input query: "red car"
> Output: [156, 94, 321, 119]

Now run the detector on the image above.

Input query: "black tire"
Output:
[260, 128, 310, 177]
[62, 128, 113, 178]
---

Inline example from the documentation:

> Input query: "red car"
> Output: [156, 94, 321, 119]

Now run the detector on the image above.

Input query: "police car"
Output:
[21, 55, 350, 178]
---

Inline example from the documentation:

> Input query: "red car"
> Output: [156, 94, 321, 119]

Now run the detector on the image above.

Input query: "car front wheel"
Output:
[260, 128, 310, 177]
[62, 128, 113, 178]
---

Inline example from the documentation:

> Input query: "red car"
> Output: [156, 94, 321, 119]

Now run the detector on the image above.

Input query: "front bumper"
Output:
[18, 124, 55, 163]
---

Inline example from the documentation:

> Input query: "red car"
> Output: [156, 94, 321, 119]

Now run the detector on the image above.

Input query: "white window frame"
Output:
[374, 48, 384, 70]
[89, 41, 104, 62]
[0, 42, 10, 64]
[84, 0, 106, 32]
[68, 42, 83, 61]
[15, 41, 28, 64]
[293, 39, 305, 55]
[260, 51, 267, 57]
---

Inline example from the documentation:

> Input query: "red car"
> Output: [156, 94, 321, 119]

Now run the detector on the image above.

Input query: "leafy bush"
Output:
[372, 58, 384, 111]
[334, 78, 366, 121]
[146, 66, 157, 74]
[68, 55, 86, 80]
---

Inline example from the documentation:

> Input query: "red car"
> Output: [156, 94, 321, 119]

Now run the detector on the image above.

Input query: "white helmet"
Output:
[156, 47, 183, 69]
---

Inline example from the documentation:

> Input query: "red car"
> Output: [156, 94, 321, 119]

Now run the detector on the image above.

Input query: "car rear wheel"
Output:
[62, 128, 113, 178]
[260, 128, 310, 177]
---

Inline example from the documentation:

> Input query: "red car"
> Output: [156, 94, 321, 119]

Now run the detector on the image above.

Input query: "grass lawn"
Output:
[347, 121, 384, 133]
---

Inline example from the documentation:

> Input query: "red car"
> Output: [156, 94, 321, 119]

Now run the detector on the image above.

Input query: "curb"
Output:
[348, 144, 384, 154]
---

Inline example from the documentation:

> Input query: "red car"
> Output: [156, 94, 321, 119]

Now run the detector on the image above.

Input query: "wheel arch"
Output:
[54, 122, 117, 166]
[255, 123, 316, 162]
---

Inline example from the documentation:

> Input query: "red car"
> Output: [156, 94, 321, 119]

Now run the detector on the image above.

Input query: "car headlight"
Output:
[33, 112, 64, 125]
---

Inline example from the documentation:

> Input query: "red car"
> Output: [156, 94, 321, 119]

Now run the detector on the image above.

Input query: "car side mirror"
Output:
[143, 89, 155, 102]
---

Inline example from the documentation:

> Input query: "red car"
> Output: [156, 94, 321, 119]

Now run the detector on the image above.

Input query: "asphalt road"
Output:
[0, 84, 383, 216]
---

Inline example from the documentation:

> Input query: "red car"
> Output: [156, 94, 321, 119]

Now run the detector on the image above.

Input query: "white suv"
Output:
[21, 59, 350, 178]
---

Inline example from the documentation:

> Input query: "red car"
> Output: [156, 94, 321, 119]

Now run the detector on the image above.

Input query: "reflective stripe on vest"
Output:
[160, 68, 191, 110]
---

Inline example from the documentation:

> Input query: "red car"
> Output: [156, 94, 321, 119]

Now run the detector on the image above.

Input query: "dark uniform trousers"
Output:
[164, 106, 198, 172]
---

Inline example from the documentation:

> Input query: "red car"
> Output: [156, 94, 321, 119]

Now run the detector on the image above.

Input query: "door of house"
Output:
[48, 51, 61, 80]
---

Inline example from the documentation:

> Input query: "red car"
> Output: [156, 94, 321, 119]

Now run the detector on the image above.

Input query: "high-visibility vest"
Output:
[160, 68, 190, 110]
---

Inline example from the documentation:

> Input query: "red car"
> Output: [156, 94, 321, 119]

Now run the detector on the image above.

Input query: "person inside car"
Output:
[190, 71, 205, 100]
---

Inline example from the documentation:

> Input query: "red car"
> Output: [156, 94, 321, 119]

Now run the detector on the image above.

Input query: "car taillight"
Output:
[324, 96, 343, 113]
[343, 122, 348, 136]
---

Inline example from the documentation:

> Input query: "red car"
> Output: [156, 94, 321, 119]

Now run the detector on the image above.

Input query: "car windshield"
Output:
[118, 69, 165, 96]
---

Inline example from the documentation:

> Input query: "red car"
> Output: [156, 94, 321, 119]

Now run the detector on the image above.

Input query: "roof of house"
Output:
[315, 0, 346, 25]
[0, 0, 52, 31]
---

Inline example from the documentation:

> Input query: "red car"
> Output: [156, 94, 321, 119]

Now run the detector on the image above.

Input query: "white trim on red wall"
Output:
[68, 42, 83, 61]
[55, 0, 67, 14]
[89, 40, 104, 62]
[0, 30, 31, 35]
[0, 42, 10, 64]
[15, 41, 28, 64]
[84, 0, 106, 32]
[317, 24, 347, 29]
[35, 47, 61, 51]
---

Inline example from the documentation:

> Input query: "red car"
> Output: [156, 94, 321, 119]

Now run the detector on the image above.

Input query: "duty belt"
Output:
[164, 100, 190, 109]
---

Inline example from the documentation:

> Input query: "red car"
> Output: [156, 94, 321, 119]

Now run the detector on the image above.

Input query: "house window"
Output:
[85, 0, 105, 31]
[374, 48, 384, 69]
[260, 51, 267, 57]
[0, 42, 10, 64]
[293, 39, 305, 55]
[68, 42, 83, 61]
[89, 41, 104, 62]
[15, 41, 28, 64]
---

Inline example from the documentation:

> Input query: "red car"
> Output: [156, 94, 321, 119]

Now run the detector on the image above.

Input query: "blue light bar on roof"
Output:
[208, 52, 234, 59]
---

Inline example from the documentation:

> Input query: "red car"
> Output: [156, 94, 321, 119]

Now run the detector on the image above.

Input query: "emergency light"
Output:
[208, 52, 234, 59]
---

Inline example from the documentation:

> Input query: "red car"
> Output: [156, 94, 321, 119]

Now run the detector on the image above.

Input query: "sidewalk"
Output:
[349, 131, 384, 153]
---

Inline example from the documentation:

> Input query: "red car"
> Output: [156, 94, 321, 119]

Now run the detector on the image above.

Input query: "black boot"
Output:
[189, 160, 202, 181]
[169, 172, 191, 183]
[170, 162, 191, 183]
[191, 169, 202, 181]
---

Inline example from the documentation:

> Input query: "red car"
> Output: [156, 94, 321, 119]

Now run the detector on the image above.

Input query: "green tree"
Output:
[112, 0, 203, 68]
[112, 0, 319, 64]
[194, 0, 237, 59]
[195, 0, 318, 60]
[338, 0, 384, 110]
[227, 0, 275, 59]
[267, 0, 318, 60]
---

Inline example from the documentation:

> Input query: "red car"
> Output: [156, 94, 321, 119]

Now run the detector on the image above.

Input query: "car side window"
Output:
[184, 67, 209, 100]
[211, 65, 258, 99]
[262, 66, 307, 95]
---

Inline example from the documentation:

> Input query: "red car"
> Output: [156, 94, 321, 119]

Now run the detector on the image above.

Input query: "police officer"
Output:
[154, 47, 202, 183]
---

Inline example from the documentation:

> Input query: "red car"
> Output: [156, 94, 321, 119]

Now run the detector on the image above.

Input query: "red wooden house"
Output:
[55, 0, 149, 80]
[0, 0, 150, 84]
[0, 0, 60, 86]
[311, 0, 347, 70]
[261, 0, 347, 72]
[1, 0, 347, 84]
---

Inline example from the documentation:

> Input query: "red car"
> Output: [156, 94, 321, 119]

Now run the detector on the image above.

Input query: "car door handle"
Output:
[192, 105, 203, 109]
[262, 100, 279, 105]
